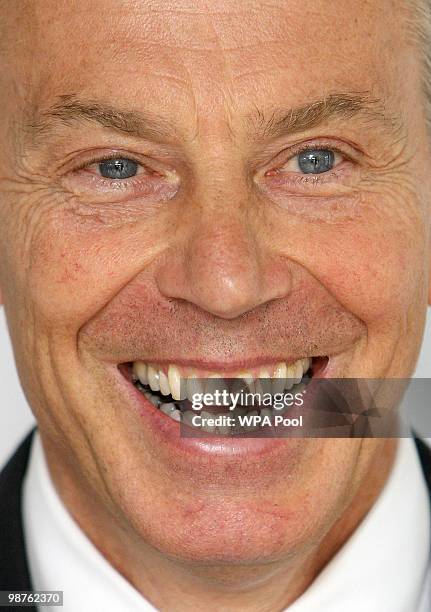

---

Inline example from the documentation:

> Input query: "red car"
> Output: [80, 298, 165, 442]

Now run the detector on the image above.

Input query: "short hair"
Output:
[410, 0, 431, 127]
[0, 2, 431, 130]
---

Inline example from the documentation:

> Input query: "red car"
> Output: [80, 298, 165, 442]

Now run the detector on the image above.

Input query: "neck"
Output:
[43, 437, 398, 611]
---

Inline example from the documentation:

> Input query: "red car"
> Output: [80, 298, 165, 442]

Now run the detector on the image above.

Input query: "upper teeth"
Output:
[132, 358, 311, 401]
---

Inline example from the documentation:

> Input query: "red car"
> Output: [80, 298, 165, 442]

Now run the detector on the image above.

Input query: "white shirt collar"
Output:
[22, 431, 155, 612]
[287, 436, 431, 612]
[22, 431, 430, 612]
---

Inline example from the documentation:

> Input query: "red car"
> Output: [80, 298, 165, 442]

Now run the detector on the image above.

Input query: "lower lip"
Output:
[115, 360, 328, 460]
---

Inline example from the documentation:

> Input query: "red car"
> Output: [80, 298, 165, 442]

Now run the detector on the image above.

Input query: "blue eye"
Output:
[98, 158, 138, 179]
[297, 149, 335, 174]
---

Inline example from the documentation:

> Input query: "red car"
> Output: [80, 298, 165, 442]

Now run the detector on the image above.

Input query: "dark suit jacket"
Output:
[0, 429, 430, 611]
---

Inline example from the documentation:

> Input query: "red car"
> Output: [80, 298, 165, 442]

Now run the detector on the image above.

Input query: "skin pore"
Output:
[0, 1, 430, 610]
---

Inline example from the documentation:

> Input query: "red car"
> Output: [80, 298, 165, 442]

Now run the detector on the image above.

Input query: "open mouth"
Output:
[120, 357, 327, 434]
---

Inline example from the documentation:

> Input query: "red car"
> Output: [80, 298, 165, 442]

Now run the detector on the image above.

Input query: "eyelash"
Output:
[70, 141, 353, 199]
[272, 143, 348, 171]
[260, 142, 355, 192]
[74, 152, 156, 180]
[64, 151, 174, 203]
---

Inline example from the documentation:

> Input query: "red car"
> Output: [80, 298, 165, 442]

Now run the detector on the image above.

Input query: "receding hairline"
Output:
[1, 0, 430, 140]
[403, 0, 431, 127]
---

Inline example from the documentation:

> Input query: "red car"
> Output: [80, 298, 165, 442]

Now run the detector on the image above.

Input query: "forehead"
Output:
[2, 0, 417, 135]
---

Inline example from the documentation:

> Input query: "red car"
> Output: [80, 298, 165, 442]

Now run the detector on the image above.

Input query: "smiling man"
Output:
[0, 0, 430, 610]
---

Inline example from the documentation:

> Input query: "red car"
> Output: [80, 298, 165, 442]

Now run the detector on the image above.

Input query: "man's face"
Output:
[0, 0, 430, 565]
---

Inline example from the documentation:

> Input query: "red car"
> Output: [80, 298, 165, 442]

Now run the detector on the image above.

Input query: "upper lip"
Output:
[121, 356, 318, 373]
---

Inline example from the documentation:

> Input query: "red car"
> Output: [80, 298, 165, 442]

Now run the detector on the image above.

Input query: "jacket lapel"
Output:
[0, 428, 35, 611]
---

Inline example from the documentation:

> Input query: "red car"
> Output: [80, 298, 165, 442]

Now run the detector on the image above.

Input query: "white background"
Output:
[1, 307, 430, 468]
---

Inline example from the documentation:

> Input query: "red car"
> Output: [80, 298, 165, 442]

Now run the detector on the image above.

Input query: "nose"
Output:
[182, 218, 269, 319]
[158, 216, 291, 319]
[156, 178, 293, 319]
[156, 168, 292, 320]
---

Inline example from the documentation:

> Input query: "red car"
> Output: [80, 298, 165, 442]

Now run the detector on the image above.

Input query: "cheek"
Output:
[22, 211, 165, 328]
[282, 205, 427, 325]
[322, 226, 422, 318]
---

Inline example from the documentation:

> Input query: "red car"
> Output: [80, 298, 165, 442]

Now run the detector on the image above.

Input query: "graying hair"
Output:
[410, 0, 431, 128]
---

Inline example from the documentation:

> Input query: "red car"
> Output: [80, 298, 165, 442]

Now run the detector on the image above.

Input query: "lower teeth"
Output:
[133, 376, 310, 434]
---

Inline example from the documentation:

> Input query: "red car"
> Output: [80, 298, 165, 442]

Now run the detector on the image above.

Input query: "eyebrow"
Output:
[26, 94, 178, 145]
[249, 91, 399, 140]
[25, 91, 399, 148]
